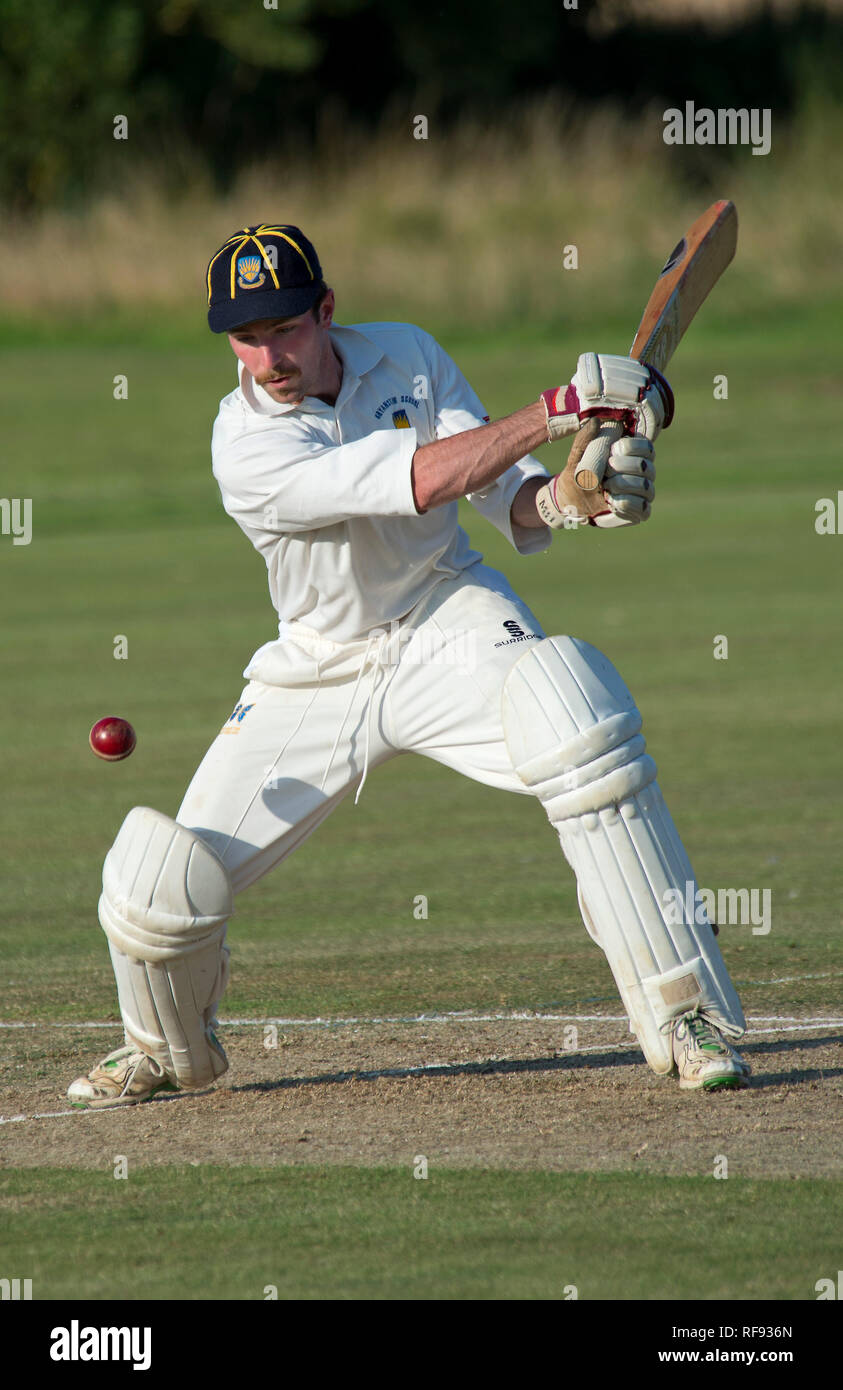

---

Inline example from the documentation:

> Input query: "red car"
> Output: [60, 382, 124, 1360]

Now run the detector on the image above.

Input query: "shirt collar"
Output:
[237, 323, 385, 417]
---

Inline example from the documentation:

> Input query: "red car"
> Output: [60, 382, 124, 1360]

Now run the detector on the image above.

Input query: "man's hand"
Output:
[541, 352, 674, 443]
[534, 419, 656, 529]
[594, 432, 656, 528]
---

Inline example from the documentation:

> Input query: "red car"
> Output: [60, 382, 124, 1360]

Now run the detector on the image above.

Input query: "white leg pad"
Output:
[502, 636, 746, 1073]
[98, 806, 234, 1088]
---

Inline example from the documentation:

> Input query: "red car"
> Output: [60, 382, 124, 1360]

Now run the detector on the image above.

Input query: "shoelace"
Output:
[684, 1015, 725, 1053]
[659, 1006, 731, 1044]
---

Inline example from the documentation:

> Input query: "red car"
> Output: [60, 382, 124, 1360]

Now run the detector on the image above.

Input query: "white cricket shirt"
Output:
[211, 321, 551, 645]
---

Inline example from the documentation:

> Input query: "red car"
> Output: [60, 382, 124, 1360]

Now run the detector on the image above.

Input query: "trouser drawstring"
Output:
[319, 628, 390, 805]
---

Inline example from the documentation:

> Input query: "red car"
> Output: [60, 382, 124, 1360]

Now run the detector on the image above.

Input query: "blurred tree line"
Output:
[1, 0, 840, 211]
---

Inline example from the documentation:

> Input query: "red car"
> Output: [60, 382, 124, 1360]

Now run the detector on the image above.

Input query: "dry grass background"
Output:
[595, 0, 843, 26]
[1, 98, 840, 328]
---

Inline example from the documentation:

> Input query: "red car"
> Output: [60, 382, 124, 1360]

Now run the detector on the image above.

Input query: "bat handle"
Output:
[573, 418, 624, 492]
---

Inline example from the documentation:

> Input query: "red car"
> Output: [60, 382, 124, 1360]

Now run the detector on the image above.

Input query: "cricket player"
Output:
[69, 223, 750, 1108]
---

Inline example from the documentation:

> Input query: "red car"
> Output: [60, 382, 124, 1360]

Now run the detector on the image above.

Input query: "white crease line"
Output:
[740, 971, 843, 986]
[223, 1012, 630, 1026]
[0, 1109, 88, 1125]
[748, 1016, 843, 1023]
[2, 1012, 842, 1030]
[745, 1024, 842, 1036]
[0, 1013, 624, 1029]
[0, 1021, 121, 1030]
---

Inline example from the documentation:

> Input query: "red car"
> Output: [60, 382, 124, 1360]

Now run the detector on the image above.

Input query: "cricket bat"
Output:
[574, 199, 738, 492]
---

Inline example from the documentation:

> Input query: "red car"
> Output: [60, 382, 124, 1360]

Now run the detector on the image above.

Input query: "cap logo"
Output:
[237, 255, 266, 289]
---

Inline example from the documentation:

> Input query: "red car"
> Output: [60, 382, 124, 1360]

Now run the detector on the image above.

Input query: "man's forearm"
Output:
[411, 401, 547, 512]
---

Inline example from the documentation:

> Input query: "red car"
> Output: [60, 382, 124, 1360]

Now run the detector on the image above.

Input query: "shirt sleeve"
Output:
[419, 329, 552, 556]
[212, 418, 420, 536]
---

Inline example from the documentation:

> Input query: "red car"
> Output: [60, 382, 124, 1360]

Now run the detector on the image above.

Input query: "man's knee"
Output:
[500, 634, 656, 817]
[99, 807, 233, 1088]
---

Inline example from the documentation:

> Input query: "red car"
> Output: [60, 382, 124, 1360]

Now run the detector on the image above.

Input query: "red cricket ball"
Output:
[89, 716, 137, 762]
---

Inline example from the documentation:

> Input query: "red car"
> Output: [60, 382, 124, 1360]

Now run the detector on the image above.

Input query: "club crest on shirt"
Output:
[237, 255, 266, 289]
[374, 393, 422, 421]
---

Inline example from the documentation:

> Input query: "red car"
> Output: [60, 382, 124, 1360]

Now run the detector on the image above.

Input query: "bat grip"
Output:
[574, 419, 624, 492]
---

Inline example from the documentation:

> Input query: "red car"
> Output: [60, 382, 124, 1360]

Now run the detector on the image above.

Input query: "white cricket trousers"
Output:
[177, 564, 547, 893]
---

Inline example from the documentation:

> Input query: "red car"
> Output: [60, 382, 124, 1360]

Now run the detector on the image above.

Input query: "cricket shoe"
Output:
[68, 1044, 178, 1109]
[664, 1008, 751, 1091]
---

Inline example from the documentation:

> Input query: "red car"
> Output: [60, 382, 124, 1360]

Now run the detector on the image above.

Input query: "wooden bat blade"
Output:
[573, 199, 738, 492]
[629, 199, 737, 373]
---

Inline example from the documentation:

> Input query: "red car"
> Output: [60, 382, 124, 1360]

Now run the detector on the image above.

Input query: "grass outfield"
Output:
[0, 302, 840, 1022]
[1, 1166, 840, 1301]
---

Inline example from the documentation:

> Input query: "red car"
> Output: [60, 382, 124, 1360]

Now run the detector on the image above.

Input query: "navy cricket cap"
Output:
[206, 224, 323, 333]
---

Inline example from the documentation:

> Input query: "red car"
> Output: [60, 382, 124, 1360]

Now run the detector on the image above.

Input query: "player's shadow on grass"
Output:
[734, 1032, 843, 1089]
[229, 1031, 843, 1095]
[232, 1047, 647, 1095]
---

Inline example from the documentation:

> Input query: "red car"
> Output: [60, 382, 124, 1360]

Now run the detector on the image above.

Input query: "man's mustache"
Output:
[257, 368, 299, 386]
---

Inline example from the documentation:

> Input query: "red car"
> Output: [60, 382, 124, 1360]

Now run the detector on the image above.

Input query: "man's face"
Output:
[227, 290, 336, 405]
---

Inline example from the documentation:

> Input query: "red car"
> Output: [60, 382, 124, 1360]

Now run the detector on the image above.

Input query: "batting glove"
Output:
[535, 420, 656, 530]
[540, 352, 674, 443]
[590, 434, 656, 528]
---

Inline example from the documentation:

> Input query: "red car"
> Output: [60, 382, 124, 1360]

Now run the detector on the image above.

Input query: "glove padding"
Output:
[535, 418, 656, 530]
[591, 433, 656, 529]
[541, 352, 674, 443]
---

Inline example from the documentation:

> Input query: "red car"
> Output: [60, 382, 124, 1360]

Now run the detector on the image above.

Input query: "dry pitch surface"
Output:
[2, 1016, 840, 1178]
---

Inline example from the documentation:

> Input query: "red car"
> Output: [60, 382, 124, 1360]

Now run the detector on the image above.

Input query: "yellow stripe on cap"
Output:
[275, 231, 316, 279]
[250, 235, 281, 290]
[206, 226, 256, 302]
[206, 244, 231, 303]
[252, 225, 316, 279]
[228, 235, 252, 300]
